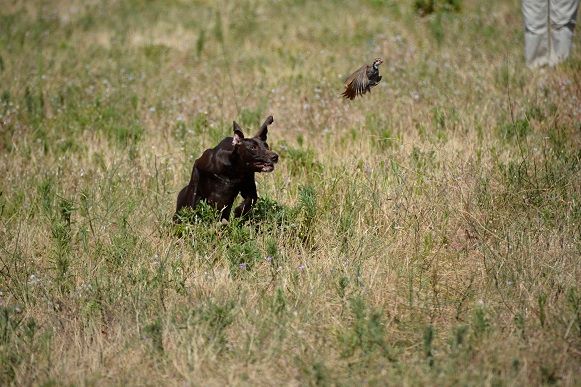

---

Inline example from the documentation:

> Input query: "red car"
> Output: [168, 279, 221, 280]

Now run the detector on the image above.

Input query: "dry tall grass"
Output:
[0, 0, 579, 385]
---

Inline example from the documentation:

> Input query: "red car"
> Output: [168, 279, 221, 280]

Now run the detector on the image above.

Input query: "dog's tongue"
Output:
[261, 164, 274, 172]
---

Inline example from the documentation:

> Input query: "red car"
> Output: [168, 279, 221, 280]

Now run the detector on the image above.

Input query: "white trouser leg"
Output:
[523, 0, 551, 67]
[549, 0, 579, 65]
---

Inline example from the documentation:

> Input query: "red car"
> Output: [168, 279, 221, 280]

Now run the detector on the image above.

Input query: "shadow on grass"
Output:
[171, 196, 291, 235]
[169, 187, 318, 274]
[169, 197, 293, 275]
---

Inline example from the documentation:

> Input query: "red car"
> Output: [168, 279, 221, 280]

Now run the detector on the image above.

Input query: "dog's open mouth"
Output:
[255, 162, 274, 172]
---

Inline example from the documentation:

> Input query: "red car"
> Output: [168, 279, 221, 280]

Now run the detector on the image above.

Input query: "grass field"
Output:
[1, 0, 580, 385]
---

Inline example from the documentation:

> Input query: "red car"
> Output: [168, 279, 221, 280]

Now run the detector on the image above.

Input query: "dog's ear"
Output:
[233, 121, 245, 146]
[255, 115, 273, 141]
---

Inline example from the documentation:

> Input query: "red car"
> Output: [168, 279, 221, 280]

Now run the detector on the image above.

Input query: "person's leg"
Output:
[549, 0, 579, 65]
[523, 0, 550, 67]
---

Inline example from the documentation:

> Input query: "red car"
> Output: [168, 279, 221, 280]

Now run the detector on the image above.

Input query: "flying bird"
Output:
[342, 58, 383, 100]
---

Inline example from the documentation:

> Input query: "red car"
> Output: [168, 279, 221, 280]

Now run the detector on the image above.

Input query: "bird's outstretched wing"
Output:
[342, 64, 370, 100]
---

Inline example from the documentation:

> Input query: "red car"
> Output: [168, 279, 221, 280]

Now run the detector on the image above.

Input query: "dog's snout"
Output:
[271, 153, 279, 163]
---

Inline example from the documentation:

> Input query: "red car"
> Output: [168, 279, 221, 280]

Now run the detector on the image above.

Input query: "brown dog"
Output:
[174, 116, 279, 222]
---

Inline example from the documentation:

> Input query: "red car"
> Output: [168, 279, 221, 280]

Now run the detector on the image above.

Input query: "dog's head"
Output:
[232, 115, 279, 173]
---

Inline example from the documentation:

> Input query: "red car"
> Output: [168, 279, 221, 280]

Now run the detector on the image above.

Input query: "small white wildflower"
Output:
[28, 274, 40, 286]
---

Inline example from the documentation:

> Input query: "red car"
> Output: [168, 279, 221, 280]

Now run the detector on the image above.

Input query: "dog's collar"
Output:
[212, 173, 241, 184]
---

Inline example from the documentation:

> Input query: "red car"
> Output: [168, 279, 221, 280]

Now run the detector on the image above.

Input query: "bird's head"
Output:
[372, 58, 384, 69]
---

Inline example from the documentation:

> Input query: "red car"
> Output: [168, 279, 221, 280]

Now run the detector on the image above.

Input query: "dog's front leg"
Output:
[234, 177, 257, 218]
[234, 197, 256, 218]
[174, 167, 201, 220]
